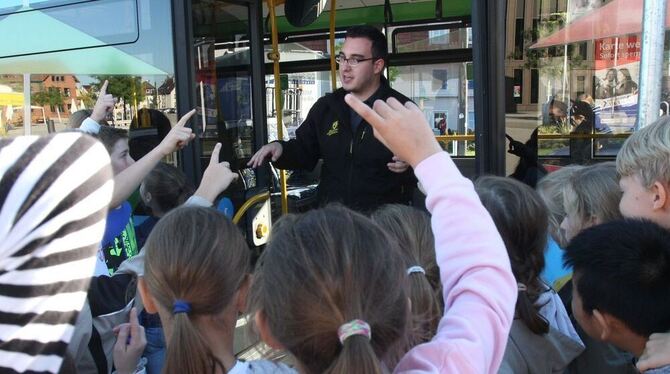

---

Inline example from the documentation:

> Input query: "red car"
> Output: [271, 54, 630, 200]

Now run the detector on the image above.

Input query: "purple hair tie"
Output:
[172, 300, 191, 315]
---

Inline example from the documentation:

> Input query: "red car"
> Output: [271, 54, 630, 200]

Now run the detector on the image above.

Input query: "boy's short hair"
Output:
[564, 219, 670, 336]
[617, 116, 670, 187]
[345, 25, 388, 64]
[94, 125, 128, 154]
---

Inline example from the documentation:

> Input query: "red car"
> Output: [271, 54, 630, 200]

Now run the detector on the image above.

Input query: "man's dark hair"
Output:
[564, 219, 670, 337]
[345, 25, 388, 63]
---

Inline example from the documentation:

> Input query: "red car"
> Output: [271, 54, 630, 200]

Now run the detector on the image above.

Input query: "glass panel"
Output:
[0, 0, 176, 143]
[503, 0, 665, 176]
[0, 0, 96, 14]
[0, 75, 25, 137]
[393, 26, 472, 53]
[0, 0, 139, 58]
[263, 38, 342, 64]
[391, 62, 475, 157]
[193, 0, 257, 174]
[265, 71, 333, 142]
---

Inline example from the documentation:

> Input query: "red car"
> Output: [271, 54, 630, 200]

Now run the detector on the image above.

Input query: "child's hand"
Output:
[195, 142, 239, 203]
[637, 333, 670, 372]
[113, 307, 146, 374]
[344, 95, 442, 168]
[157, 109, 197, 156]
[91, 80, 116, 124]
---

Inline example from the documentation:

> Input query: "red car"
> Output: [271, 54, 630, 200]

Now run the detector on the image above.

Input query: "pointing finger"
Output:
[345, 93, 386, 130]
[100, 80, 109, 96]
[210, 143, 221, 167]
[176, 109, 197, 128]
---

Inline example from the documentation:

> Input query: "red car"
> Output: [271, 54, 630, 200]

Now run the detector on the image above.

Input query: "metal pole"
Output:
[268, 0, 289, 215]
[23, 74, 31, 136]
[636, 0, 667, 130]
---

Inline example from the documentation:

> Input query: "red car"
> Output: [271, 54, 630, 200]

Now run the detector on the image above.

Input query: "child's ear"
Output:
[255, 310, 285, 350]
[593, 309, 613, 341]
[651, 181, 669, 210]
[235, 274, 251, 314]
[137, 277, 159, 314]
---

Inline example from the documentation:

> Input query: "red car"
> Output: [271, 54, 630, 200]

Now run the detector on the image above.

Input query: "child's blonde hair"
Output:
[617, 116, 670, 188]
[536, 165, 584, 247]
[563, 162, 622, 226]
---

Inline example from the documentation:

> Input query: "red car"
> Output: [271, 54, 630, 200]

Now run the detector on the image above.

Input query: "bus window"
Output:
[503, 0, 670, 177]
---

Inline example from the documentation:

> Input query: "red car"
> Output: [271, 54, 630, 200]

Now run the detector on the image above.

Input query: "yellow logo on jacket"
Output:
[327, 121, 339, 136]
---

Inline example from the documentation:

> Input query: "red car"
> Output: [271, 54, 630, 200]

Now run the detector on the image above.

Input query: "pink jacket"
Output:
[395, 152, 517, 373]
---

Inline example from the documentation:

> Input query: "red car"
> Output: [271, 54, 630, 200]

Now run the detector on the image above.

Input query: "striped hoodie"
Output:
[0, 133, 113, 373]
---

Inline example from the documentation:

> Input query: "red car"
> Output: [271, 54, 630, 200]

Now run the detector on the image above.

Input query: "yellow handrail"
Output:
[267, 0, 289, 215]
[329, 0, 337, 91]
[232, 192, 271, 225]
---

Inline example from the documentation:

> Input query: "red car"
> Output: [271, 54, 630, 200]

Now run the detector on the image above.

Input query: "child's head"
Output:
[68, 109, 93, 129]
[95, 125, 133, 175]
[536, 165, 585, 247]
[250, 204, 409, 374]
[560, 162, 622, 242]
[370, 204, 441, 347]
[616, 116, 670, 227]
[129, 108, 173, 160]
[475, 176, 549, 335]
[564, 219, 670, 356]
[139, 206, 250, 373]
[140, 162, 194, 217]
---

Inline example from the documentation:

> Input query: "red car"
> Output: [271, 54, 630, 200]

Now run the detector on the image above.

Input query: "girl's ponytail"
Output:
[164, 306, 215, 374]
[326, 335, 383, 374]
[143, 207, 250, 374]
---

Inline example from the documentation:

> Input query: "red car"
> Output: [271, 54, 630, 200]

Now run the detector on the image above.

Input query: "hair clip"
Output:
[407, 265, 426, 275]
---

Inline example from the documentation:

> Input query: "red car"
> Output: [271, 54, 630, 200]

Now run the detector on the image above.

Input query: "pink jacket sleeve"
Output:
[394, 152, 517, 374]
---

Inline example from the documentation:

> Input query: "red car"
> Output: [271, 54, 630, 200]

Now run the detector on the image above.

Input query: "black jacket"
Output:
[274, 79, 416, 212]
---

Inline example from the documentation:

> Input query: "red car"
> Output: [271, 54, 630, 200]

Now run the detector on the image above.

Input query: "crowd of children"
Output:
[2, 78, 670, 374]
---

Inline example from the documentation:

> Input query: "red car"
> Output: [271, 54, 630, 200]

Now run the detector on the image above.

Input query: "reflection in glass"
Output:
[391, 62, 475, 157]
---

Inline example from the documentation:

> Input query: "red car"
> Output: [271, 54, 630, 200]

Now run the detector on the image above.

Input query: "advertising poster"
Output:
[593, 35, 640, 132]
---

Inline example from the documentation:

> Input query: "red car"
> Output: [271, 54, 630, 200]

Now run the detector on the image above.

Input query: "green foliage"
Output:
[32, 87, 64, 107]
[509, 12, 588, 78]
[92, 75, 146, 106]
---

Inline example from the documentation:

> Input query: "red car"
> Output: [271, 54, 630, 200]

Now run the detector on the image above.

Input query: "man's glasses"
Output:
[335, 54, 378, 67]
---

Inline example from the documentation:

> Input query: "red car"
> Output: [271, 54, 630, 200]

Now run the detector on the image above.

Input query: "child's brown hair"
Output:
[143, 206, 250, 374]
[249, 204, 409, 374]
[475, 176, 549, 335]
[142, 162, 194, 215]
[371, 205, 442, 348]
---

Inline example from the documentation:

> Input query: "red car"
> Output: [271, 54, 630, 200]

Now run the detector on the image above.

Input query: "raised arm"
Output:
[109, 109, 196, 208]
[346, 94, 516, 374]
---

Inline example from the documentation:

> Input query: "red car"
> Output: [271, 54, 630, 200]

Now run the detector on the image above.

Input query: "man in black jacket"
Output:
[248, 25, 416, 212]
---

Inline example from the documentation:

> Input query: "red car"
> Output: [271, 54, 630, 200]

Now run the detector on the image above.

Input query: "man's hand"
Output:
[387, 156, 410, 173]
[112, 308, 146, 374]
[345, 94, 441, 168]
[247, 142, 283, 168]
[195, 142, 239, 203]
[156, 109, 197, 157]
[637, 333, 670, 372]
[91, 80, 116, 124]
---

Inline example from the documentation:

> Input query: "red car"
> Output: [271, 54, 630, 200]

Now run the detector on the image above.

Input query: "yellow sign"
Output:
[0, 92, 24, 106]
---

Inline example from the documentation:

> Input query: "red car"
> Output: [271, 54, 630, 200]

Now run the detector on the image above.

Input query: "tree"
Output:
[77, 90, 95, 109]
[32, 87, 65, 124]
[91, 75, 146, 119]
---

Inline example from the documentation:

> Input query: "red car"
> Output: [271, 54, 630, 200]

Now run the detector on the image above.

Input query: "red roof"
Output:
[531, 0, 670, 48]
